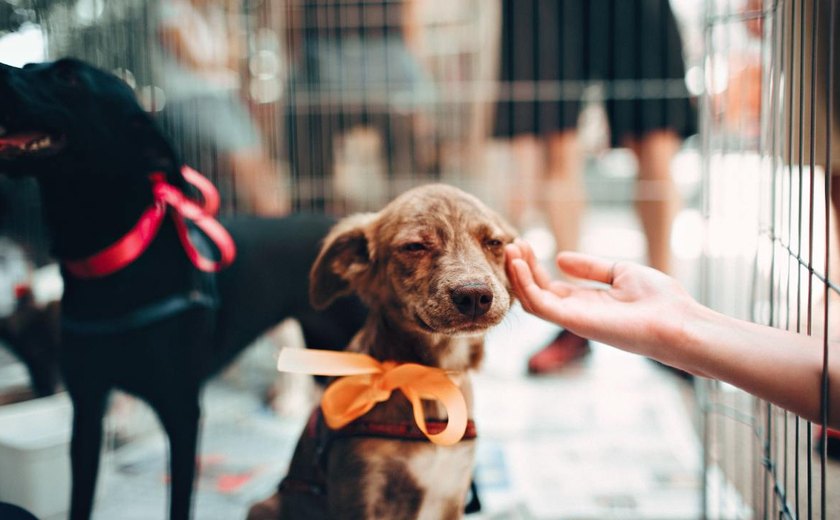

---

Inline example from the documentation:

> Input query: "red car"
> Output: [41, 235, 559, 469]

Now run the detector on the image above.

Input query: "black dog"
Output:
[0, 58, 366, 520]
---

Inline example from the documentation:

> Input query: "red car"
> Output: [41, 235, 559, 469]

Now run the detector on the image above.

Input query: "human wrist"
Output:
[653, 297, 718, 376]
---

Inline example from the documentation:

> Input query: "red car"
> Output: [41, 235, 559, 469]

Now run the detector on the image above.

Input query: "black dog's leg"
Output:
[67, 385, 109, 520]
[156, 391, 201, 520]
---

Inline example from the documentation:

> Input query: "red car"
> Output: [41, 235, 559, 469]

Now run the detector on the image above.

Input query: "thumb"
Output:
[556, 252, 616, 285]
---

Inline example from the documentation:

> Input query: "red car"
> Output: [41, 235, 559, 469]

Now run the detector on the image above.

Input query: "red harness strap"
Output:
[63, 166, 236, 278]
[304, 404, 478, 443]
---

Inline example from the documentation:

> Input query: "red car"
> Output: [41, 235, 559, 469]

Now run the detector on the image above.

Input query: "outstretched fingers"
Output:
[508, 258, 572, 322]
[508, 240, 553, 288]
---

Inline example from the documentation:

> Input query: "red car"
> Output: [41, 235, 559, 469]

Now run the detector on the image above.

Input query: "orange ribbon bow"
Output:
[276, 349, 468, 446]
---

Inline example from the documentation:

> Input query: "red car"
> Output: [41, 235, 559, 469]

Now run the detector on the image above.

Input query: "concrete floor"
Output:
[86, 307, 705, 520]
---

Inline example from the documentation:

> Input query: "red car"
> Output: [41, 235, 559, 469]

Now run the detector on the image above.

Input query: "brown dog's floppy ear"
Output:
[310, 212, 377, 309]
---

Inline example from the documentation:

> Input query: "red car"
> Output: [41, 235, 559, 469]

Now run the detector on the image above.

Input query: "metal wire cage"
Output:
[1, 0, 836, 517]
[0, 0, 498, 217]
[699, 0, 838, 518]
[0, 0, 704, 219]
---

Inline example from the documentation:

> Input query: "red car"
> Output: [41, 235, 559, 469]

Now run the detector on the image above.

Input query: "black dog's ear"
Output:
[309, 212, 378, 310]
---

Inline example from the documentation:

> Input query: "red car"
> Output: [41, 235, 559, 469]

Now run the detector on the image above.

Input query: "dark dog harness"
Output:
[60, 290, 218, 335]
[274, 349, 482, 511]
[279, 408, 479, 498]
[59, 166, 235, 334]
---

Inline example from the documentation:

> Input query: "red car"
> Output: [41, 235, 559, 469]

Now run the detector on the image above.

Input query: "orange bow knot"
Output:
[276, 349, 469, 446]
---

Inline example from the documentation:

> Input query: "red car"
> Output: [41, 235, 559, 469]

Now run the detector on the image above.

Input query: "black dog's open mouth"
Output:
[0, 127, 66, 158]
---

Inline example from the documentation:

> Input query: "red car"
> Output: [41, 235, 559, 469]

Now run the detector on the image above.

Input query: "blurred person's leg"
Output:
[831, 170, 840, 256]
[544, 130, 586, 254]
[625, 130, 681, 275]
[828, 175, 840, 335]
[812, 0, 840, 454]
[526, 129, 591, 375]
[508, 134, 541, 228]
[493, 0, 590, 375]
[626, 130, 690, 380]
[819, 189, 840, 462]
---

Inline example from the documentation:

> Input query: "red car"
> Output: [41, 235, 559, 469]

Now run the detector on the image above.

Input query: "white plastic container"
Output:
[0, 393, 72, 519]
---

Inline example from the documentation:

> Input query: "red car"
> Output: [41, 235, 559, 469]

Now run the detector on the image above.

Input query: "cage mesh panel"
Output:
[701, 0, 835, 518]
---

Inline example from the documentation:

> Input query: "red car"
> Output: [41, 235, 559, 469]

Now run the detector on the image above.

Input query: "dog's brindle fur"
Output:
[275, 185, 516, 519]
[0, 59, 366, 520]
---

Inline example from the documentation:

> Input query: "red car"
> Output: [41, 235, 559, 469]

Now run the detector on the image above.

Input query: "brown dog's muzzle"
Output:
[451, 282, 493, 319]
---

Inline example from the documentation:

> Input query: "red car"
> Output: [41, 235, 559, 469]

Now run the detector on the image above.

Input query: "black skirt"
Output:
[493, 0, 697, 145]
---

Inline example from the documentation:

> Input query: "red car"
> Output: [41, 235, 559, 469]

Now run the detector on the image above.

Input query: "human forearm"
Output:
[677, 305, 839, 428]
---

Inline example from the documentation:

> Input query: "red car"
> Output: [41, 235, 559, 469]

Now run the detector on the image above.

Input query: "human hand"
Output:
[505, 240, 702, 364]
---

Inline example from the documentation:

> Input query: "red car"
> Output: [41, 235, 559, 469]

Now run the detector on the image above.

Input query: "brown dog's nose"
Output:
[451, 283, 493, 318]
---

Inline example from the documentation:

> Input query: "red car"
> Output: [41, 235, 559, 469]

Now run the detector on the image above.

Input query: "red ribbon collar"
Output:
[63, 166, 236, 278]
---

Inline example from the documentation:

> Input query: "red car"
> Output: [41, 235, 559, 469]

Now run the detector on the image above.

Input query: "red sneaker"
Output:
[527, 330, 591, 374]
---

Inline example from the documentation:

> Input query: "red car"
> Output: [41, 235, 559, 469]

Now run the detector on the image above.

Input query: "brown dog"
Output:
[249, 184, 516, 519]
